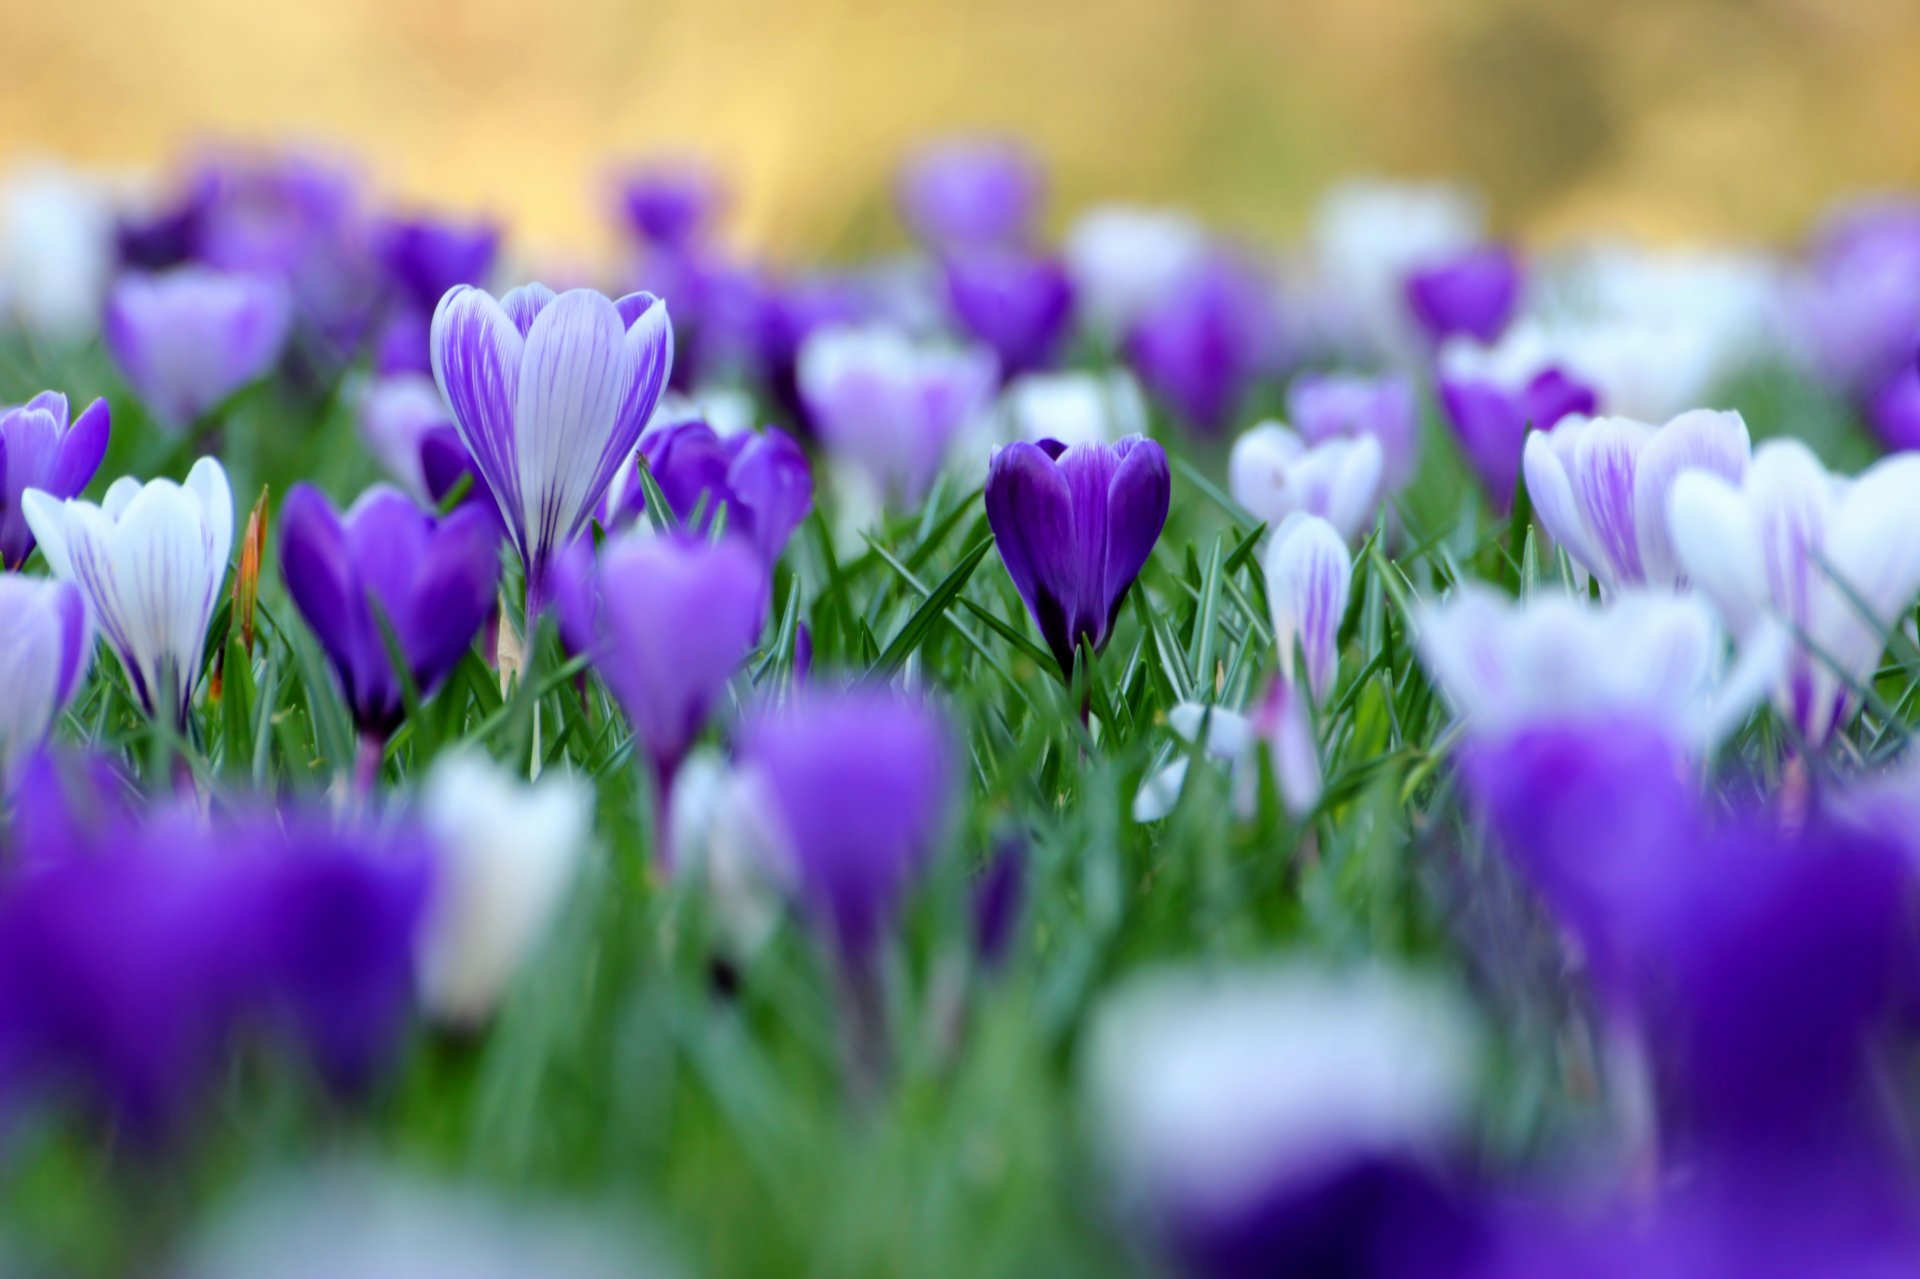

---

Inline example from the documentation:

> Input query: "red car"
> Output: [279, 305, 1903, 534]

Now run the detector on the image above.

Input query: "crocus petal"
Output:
[1264, 514, 1353, 702]
[514, 290, 632, 570]
[1667, 470, 1768, 637]
[1631, 408, 1750, 586]
[1567, 416, 1653, 586]
[1522, 428, 1598, 577]
[984, 440, 1077, 671]
[429, 285, 526, 549]
[1097, 437, 1171, 635]
[48, 397, 110, 497]
[1817, 452, 1920, 732]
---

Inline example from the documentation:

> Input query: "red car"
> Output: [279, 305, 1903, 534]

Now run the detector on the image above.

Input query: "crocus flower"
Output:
[375, 213, 499, 316]
[1668, 438, 1920, 746]
[1063, 204, 1210, 341]
[737, 685, 954, 967]
[984, 435, 1171, 678]
[1125, 253, 1279, 435]
[357, 373, 469, 507]
[971, 836, 1024, 972]
[0, 391, 110, 568]
[1000, 369, 1148, 449]
[1792, 197, 1920, 395]
[941, 249, 1074, 380]
[1416, 583, 1760, 756]
[1864, 361, 1920, 453]
[1437, 331, 1599, 508]
[0, 165, 115, 342]
[1405, 244, 1521, 345]
[1132, 702, 1260, 824]
[895, 137, 1043, 252]
[1082, 961, 1481, 1279]
[668, 747, 788, 960]
[1286, 372, 1420, 494]
[23, 456, 233, 729]
[1229, 424, 1384, 544]
[428, 283, 674, 618]
[797, 324, 997, 507]
[603, 417, 813, 567]
[587, 532, 765, 801]
[103, 267, 293, 433]
[614, 157, 726, 249]
[279, 484, 500, 749]
[415, 748, 591, 1025]
[0, 577, 89, 778]
[1523, 408, 1751, 591]
[1310, 177, 1484, 357]
[1264, 514, 1353, 703]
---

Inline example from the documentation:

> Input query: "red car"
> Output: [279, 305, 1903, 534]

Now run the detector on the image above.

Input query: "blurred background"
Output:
[3, 0, 1918, 259]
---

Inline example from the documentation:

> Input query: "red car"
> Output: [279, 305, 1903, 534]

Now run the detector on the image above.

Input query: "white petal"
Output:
[1264, 514, 1353, 702]
[183, 455, 235, 574]
[1667, 469, 1767, 636]
[1227, 423, 1306, 527]
[1631, 408, 1751, 586]
[513, 290, 629, 564]
[1131, 759, 1190, 824]
[1521, 428, 1597, 582]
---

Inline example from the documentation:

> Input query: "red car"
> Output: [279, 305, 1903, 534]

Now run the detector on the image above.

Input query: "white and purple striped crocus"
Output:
[0, 391, 110, 569]
[1264, 514, 1354, 704]
[1523, 408, 1751, 592]
[579, 532, 765, 806]
[103, 267, 293, 434]
[23, 457, 232, 730]
[1285, 372, 1420, 495]
[1229, 424, 1384, 545]
[0, 576, 90, 778]
[1083, 961, 1481, 1279]
[1668, 439, 1920, 746]
[279, 484, 501, 754]
[429, 283, 674, 619]
[984, 435, 1171, 679]
[797, 324, 997, 508]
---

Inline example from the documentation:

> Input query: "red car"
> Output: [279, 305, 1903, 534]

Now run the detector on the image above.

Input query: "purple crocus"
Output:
[279, 484, 500, 757]
[603, 417, 813, 567]
[896, 137, 1043, 252]
[1864, 361, 1920, 453]
[1437, 340, 1598, 509]
[971, 836, 1025, 972]
[1405, 244, 1521, 345]
[614, 158, 726, 250]
[370, 213, 500, 376]
[0, 576, 90, 779]
[586, 532, 765, 803]
[104, 267, 293, 433]
[0, 391, 109, 568]
[984, 436, 1171, 678]
[428, 283, 673, 618]
[942, 249, 1074, 380]
[738, 686, 955, 966]
[1125, 253, 1279, 435]
[1286, 372, 1420, 494]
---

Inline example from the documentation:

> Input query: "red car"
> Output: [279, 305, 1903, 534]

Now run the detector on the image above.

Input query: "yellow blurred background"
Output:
[4, 0, 1919, 260]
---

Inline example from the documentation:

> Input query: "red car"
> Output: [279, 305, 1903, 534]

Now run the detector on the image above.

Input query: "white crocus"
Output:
[1415, 582, 1767, 754]
[669, 748, 790, 958]
[1668, 439, 1920, 747]
[1264, 514, 1354, 703]
[1522, 408, 1751, 591]
[0, 164, 116, 342]
[417, 748, 593, 1024]
[23, 456, 231, 729]
[1000, 369, 1148, 449]
[1063, 204, 1211, 340]
[1132, 702, 1258, 824]
[1230, 423, 1383, 545]
[1083, 961, 1479, 1226]
[1311, 177, 1484, 356]
[0, 576, 91, 776]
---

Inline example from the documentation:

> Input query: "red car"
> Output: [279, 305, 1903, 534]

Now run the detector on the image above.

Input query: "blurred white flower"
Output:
[1229, 423, 1384, 544]
[670, 747, 790, 958]
[1064, 204, 1211, 340]
[1264, 513, 1353, 702]
[0, 164, 116, 342]
[1311, 177, 1484, 357]
[417, 748, 593, 1024]
[1000, 368, 1147, 449]
[1132, 702, 1258, 824]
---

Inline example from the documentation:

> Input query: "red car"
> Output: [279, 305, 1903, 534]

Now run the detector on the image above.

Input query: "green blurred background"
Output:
[4, 0, 1918, 257]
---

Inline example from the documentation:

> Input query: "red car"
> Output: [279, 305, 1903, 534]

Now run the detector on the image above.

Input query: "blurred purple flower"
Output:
[942, 249, 1074, 380]
[1126, 254, 1279, 435]
[374, 213, 499, 315]
[896, 137, 1043, 252]
[603, 418, 813, 568]
[0, 577, 90, 779]
[0, 391, 109, 568]
[1287, 372, 1421, 494]
[739, 686, 954, 966]
[1795, 197, 1920, 395]
[1437, 357, 1597, 510]
[1864, 361, 1920, 453]
[971, 835, 1024, 972]
[104, 267, 293, 433]
[985, 435, 1170, 678]
[1405, 244, 1521, 345]
[280, 484, 500, 743]
[589, 532, 765, 802]
[429, 283, 673, 617]
[614, 158, 726, 249]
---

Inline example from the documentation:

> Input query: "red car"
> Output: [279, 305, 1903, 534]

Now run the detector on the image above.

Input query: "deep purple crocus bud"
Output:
[896, 137, 1043, 252]
[374, 213, 499, 315]
[942, 249, 1074, 380]
[738, 686, 955, 966]
[0, 391, 109, 568]
[984, 436, 1170, 678]
[280, 484, 500, 742]
[1286, 372, 1420, 494]
[1125, 254, 1279, 435]
[1405, 244, 1522, 345]
[1437, 340, 1598, 509]
[971, 836, 1024, 972]
[605, 418, 813, 568]
[104, 267, 293, 434]
[590, 532, 765, 801]
[114, 176, 211, 272]
[429, 283, 674, 618]
[614, 158, 726, 249]
[1865, 362, 1920, 453]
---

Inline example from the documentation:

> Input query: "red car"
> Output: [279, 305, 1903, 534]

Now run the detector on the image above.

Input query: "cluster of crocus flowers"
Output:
[984, 435, 1171, 680]
[1436, 325, 1599, 507]
[1228, 422, 1384, 544]
[429, 283, 674, 619]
